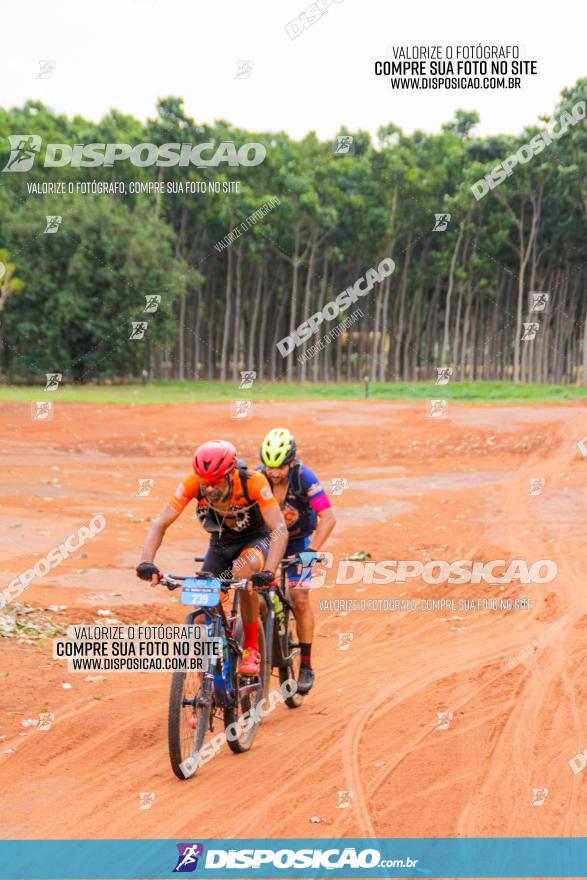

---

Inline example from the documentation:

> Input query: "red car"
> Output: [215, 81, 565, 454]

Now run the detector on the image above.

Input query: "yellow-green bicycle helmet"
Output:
[260, 428, 297, 467]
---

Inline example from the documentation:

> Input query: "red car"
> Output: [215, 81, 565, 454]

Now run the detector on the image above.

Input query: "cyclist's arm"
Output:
[261, 502, 288, 574]
[311, 505, 336, 551]
[248, 470, 287, 575]
[139, 504, 181, 569]
[300, 464, 336, 551]
[139, 472, 199, 576]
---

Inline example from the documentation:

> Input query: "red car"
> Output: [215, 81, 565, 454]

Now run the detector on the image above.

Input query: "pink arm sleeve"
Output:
[310, 493, 331, 513]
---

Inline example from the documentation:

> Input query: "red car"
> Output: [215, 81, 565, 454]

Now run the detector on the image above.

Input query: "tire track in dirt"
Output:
[345, 411, 587, 839]
[1, 401, 585, 840]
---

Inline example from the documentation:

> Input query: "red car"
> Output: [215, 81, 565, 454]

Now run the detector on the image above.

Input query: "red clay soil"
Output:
[0, 399, 586, 840]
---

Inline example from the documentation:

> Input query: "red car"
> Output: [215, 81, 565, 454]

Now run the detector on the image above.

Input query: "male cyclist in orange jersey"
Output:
[136, 440, 287, 676]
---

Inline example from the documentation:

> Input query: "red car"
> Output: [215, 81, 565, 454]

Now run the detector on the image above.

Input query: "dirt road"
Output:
[1, 400, 586, 839]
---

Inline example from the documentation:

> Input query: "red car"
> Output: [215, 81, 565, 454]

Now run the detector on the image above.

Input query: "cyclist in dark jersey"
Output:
[259, 428, 336, 694]
[136, 440, 287, 676]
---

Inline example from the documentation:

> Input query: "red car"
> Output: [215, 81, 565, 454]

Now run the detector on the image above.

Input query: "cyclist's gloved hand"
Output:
[251, 570, 276, 588]
[298, 549, 318, 568]
[136, 562, 160, 583]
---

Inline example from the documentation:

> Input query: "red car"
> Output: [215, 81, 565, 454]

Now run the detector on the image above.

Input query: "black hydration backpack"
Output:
[260, 460, 311, 510]
[236, 459, 253, 503]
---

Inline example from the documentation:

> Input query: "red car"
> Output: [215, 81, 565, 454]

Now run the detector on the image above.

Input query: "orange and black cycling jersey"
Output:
[169, 469, 278, 540]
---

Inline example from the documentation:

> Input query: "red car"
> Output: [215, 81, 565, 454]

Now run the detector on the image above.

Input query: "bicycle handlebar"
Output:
[193, 553, 326, 568]
[160, 574, 255, 592]
[280, 553, 327, 568]
[161, 552, 327, 591]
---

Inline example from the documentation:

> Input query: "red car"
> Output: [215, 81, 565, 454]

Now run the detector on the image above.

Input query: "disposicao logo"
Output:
[3, 135, 42, 172]
[2, 136, 266, 171]
[173, 843, 204, 873]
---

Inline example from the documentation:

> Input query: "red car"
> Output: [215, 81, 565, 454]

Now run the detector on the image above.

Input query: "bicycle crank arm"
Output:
[238, 681, 263, 698]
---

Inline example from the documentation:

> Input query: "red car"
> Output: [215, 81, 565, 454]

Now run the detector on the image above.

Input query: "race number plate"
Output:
[181, 577, 221, 607]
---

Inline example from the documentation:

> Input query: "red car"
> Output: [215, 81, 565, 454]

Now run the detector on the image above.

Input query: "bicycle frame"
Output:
[164, 557, 306, 712]
[173, 580, 242, 711]
[263, 585, 290, 668]
[263, 558, 306, 675]
[164, 567, 267, 776]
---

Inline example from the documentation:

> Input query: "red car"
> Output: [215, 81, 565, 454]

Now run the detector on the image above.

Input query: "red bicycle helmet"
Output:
[193, 440, 236, 482]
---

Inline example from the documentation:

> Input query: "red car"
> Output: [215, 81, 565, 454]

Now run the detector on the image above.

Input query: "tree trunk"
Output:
[393, 235, 412, 381]
[248, 265, 263, 371]
[441, 222, 464, 366]
[220, 245, 233, 383]
[299, 237, 317, 383]
[232, 247, 243, 383]
[178, 292, 186, 380]
[193, 287, 201, 380]
[287, 228, 301, 384]
[313, 253, 329, 383]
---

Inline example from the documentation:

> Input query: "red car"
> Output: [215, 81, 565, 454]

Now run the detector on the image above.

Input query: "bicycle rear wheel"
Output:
[224, 619, 266, 753]
[279, 602, 304, 709]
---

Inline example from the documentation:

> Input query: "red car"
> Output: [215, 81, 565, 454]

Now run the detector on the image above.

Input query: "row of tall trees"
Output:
[0, 80, 586, 384]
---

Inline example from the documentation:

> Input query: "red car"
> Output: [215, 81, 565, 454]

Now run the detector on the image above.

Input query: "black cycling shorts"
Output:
[200, 532, 269, 579]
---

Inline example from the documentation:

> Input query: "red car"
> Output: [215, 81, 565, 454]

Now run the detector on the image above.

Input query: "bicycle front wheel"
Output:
[168, 667, 211, 780]
[280, 603, 304, 709]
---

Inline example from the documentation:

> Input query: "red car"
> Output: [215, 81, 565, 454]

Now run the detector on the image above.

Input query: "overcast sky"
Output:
[2, 0, 584, 140]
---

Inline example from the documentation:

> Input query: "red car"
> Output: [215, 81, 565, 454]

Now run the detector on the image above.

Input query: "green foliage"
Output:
[0, 380, 585, 404]
[1, 197, 190, 378]
[0, 82, 585, 384]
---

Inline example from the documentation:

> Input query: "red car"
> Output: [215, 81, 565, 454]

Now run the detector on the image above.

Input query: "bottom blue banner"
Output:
[0, 837, 584, 879]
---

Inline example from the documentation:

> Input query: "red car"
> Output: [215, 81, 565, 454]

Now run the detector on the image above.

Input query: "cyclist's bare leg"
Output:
[233, 548, 262, 641]
[290, 584, 315, 691]
[290, 587, 314, 642]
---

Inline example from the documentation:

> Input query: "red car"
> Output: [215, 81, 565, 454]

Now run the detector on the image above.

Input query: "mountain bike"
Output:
[161, 569, 266, 780]
[259, 553, 325, 709]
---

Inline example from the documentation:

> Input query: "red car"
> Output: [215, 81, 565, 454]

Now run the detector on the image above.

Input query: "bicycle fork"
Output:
[263, 588, 275, 688]
[188, 614, 223, 723]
